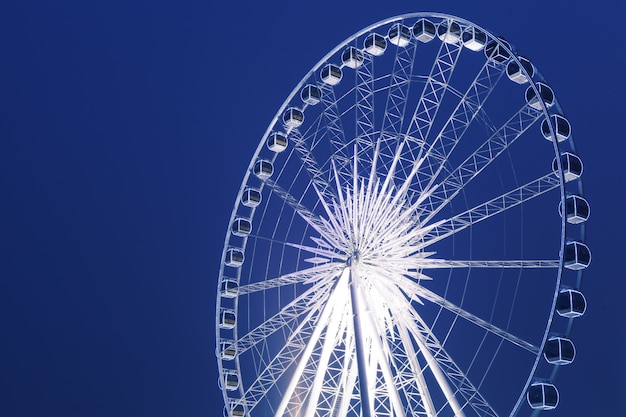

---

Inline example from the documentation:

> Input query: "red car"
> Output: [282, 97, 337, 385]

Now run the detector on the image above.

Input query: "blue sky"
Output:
[1, 1, 624, 416]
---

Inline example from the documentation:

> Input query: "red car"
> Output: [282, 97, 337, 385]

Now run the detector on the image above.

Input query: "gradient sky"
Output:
[1, 1, 624, 416]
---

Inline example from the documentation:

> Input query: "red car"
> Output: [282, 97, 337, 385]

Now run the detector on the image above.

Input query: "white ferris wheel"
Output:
[216, 12, 589, 417]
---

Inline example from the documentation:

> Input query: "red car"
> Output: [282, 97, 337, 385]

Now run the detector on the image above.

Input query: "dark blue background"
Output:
[1, 1, 623, 416]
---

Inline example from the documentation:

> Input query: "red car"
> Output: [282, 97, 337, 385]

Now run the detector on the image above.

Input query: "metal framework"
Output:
[216, 13, 588, 417]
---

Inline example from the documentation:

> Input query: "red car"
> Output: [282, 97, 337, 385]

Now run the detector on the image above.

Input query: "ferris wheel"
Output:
[216, 13, 589, 417]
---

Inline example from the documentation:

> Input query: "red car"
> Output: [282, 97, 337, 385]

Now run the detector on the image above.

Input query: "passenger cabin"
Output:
[223, 370, 240, 390]
[461, 27, 487, 51]
[342, 46, 364, 69]
[552, 152, 583, 182]
[231, 218, 252, 237]
[564, 241, 591, 270]
[544, 337, 575, 365]
[364, 33, 387, 56]
[220, 340, 237, 360]
[484, 38, 511, 63]
[230, 404, 245, 417]
[225, 248, 244, 267]
[526, 82, 555, 110]
[437, 20, 462, 44]
[301, 85, 322, 105]
[219, 309, 237, 329]
[283, 107, 304, 128]
[413, 19, 436, 42]
[527, 383, 559, 410]
[541, 115, 571, 142]
[321, 64, 342, 85]
[506, 56, 534, 84]
[220, 278, 239, 298]
[267, 132, 288, 152]
[562, 195, 590, 224]
[241, 188, 262, 208]
[556, 289, 587, 318]
[253, 159, 274, 180]
[388, 23, 412, 47]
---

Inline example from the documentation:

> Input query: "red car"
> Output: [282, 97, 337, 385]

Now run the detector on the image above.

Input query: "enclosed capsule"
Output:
[283, 107, 304, 127]
[301, 84, 322, 105]
[413, 18, 436, 42]
[219, 340, 237, 360]
[253, 159, 274, 180]
[388, 23, 412, 47]
[220, 278, 239, 298]
[267, 132, 288, 152]
[564, 241, 591, 270]
[461, 26, 487, 51]
[541, 115, 571, 142]
[526, 82, 555, 110]
[544, 337, 575, 365]
[364, 33, 387, 55]
[561, 195, 590, 224]
[241, 188, 262, 208]
[231, 218, 252, 237]
[223, 370, 240, 390]
[229, 403, 245, 417]
[225, 248, 244, 267]
[321, 64, 342, 85]
[556, 289, 587, 318]
[552, 152, 583, 182]
[527, 383, 559, 410]
[485, 38, 511, 63]
[506, 56, 534, 84]
[342, 46, 364, 69]
[437, 20, 462, 44]
[219, 309, 237, 329]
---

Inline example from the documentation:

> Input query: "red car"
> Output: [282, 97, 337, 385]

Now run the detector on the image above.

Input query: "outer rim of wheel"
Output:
[216, 12, 587, 417]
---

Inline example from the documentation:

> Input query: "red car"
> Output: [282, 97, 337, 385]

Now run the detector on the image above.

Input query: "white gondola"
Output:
[556, 289, 587, 318]
[484, 38, 511, 63]
[437, 20, 462, 44]
[241, 188, 262, 208]
[231, 218, 252, 237]
[321, 64, 342, 85]
[461, 26, 487, 51]
[527, 383, 559, 410]
[560, 195, 590, 224]
[267, 132, 288, 152]
[219, 309, 237, 329]
[230, 403, 245, 417]
[506, 56, 534, 84]
[526, 82, 555, 110]
[283, 107, 304, 127]
[223, 370, 240, 390]
[552, 152, 583, 182]
[301, 84, 322, 105]
[219, 340, 237, 360]
[544, 337, 575, 365]
[342, 46, 364, 68]
[388, 23, 412, 47]
[220, 278, 239, 298]
[563, 241, 591, 270]
[253, 159, 274, 180]
[364, 33, 387, 55]
[541, 114, 571, 142]
[413, 18, 436, 42]
[225, 248, 244, 267]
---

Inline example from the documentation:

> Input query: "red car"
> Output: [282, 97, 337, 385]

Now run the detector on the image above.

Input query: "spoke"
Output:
[236, 279, 332, 355]
[413, 285, 540, 354]
[238, 262, 343, 294]
[417, 105, 543, 222]
[418, 259, 559, 269]
[419, 172, 560, 249]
